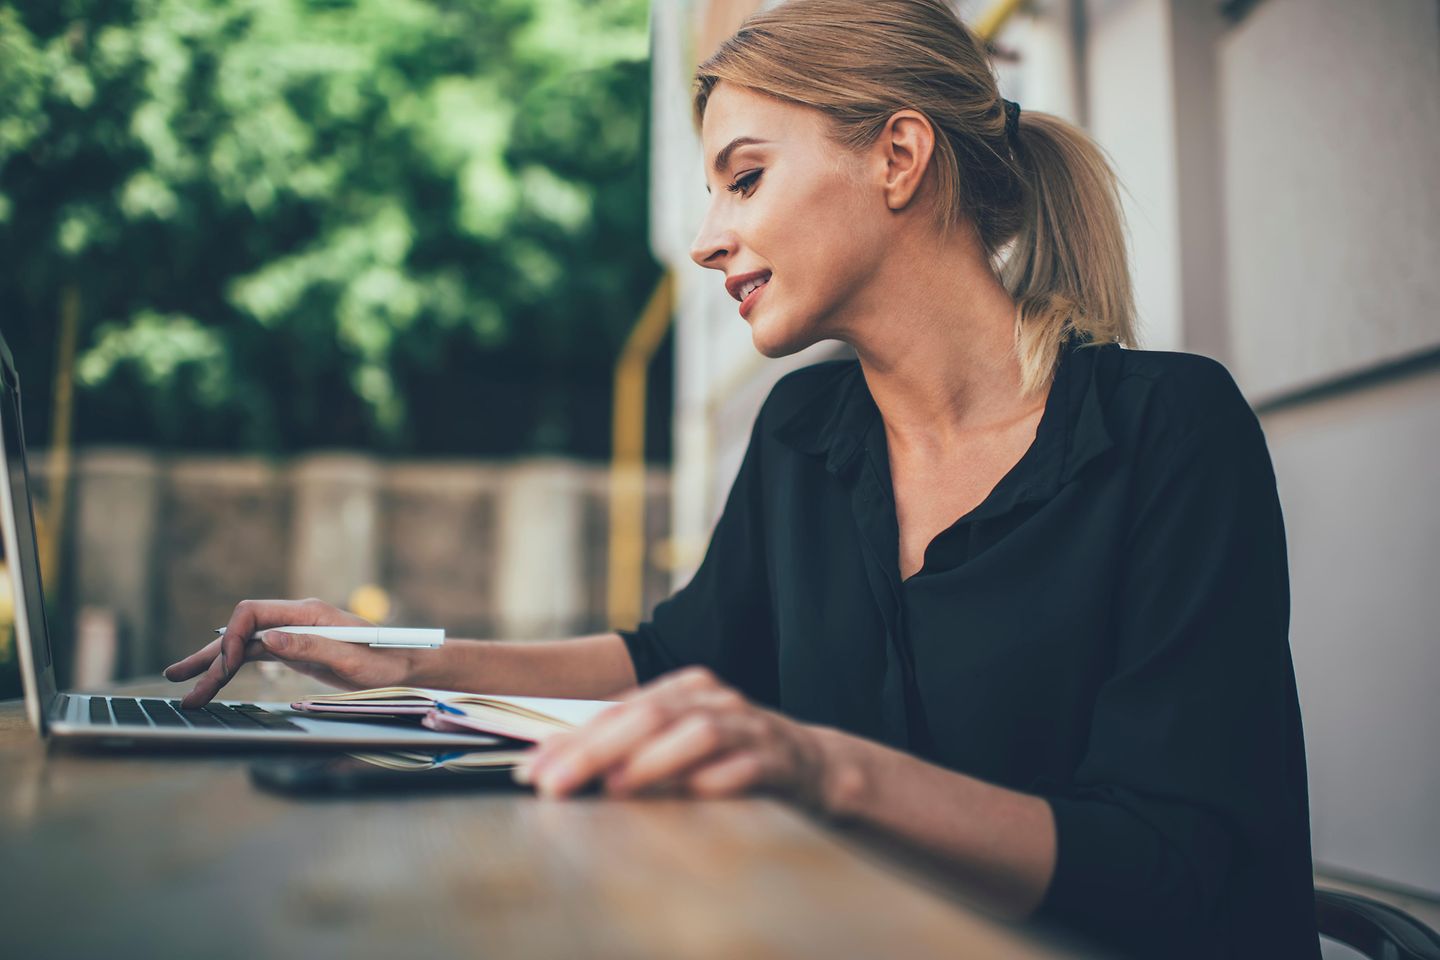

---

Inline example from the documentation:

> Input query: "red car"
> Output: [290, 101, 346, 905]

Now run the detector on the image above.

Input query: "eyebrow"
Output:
[713, 136, 771, 174]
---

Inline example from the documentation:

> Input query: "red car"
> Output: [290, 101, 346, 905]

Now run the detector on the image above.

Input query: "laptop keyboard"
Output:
[87, 697, 305, 733]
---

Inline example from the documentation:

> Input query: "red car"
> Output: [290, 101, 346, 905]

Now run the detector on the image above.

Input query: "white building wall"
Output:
[1084, 0, 1185, 352]
[1263, 365, 1440, 895]
[1219, 0, 1440, 401]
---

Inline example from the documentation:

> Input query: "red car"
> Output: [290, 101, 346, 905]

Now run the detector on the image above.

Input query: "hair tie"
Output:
[1003, 98, 1022, 143]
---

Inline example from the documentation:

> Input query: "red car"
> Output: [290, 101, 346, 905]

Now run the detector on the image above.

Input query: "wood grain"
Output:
[0, 670, 1084, 960]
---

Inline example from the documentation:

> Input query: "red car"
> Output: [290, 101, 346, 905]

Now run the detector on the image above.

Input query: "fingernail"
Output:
[262, 632, 288, 651]
[539, 762, 575, 797]
[511, 762, 533, 786]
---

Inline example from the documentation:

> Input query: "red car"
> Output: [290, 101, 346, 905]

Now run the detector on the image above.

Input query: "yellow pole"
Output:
[974, 0, 1027, 41]
[607, 271, 673, 630]
[42, 283, 80, 592]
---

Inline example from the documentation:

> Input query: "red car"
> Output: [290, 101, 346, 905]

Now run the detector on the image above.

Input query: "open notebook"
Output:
[291, 688, 617, 743]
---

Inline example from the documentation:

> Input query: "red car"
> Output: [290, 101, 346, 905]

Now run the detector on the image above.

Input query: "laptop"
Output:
[0, 330, 499, 750]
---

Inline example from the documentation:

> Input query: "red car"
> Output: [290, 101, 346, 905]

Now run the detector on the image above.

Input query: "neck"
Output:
[838, 228, 1038, 455]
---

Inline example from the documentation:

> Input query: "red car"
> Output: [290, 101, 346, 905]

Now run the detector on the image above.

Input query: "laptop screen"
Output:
[0, 353, 57, 726]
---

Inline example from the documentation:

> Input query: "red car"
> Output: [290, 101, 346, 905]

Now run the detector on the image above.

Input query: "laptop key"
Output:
[203, 703, 262, 727]
[227, 702, 304, 732]
[177, 708, 224, 728]
[109, 698, 150, 726]
[204, 702, 302, 731]
[89, 698, 113, 725]
[140, 699, 187, 726]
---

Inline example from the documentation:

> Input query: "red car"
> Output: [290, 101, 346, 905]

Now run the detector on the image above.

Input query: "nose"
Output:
[689, 206, 736, 271]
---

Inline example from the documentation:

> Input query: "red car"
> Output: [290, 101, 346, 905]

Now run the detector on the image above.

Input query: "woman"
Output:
[167, 1, 1320, 955]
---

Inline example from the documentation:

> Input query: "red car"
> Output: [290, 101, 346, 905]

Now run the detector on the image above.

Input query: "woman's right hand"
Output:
[163, 598, 420, 708]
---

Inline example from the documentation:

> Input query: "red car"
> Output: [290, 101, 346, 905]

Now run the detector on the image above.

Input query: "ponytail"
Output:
[1002, 111, 1135, 394]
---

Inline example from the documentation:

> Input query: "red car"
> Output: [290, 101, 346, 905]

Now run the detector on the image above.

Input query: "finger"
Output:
[532, 698, 674, 797]
[259, 630, 357, 674]
[686, 751, 766, 798]
[527, 688, 669, 771]
[525, 730, 575, 769]
[164, 638, 222, 681]
[604, 711, 744, 796]
[526, 701, 626, 767]
[218, 598, 362, 679]
[216, 599, 273, 679]
[534, 683, 748, 797]
[528, 668, 731, 787]
[180, 639, 268, 709]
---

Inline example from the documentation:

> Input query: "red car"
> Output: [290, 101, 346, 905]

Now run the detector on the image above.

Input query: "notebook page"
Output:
[455, 695, 617, 727]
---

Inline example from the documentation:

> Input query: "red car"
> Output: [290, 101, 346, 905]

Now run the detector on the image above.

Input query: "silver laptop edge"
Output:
[0, 333, 52, 734]
[0, 331, 498, 750]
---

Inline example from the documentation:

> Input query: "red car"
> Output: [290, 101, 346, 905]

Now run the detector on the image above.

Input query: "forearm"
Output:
[813, 727, 1056, 919]
[406, 631, 639, 699]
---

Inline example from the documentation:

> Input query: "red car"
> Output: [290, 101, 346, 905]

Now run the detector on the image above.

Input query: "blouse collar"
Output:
[771, 337, 1117, 507]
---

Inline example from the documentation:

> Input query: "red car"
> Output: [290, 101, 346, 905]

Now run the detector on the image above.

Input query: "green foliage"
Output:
[0, 0, 663, 457]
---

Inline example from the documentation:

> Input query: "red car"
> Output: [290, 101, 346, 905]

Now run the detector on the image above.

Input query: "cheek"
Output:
[746, 172, 882, 347]
[783, 203, 880, 316]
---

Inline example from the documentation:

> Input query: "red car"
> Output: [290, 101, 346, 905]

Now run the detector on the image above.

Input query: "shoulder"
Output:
[1101, 346, 1260, 450]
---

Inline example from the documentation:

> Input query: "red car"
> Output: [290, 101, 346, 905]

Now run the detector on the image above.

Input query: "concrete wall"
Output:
[1262, 366, 1440, 895]
[33, 451, 671, 680]
[1085, 0, 1186, 352]
[1220, 0, 1440, 401]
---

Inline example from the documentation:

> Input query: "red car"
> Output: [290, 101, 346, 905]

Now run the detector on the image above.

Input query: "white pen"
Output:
[212, 626, 445, 648]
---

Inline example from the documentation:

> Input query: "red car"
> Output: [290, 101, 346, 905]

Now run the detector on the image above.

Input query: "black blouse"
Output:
[620, 340, 1320, 959]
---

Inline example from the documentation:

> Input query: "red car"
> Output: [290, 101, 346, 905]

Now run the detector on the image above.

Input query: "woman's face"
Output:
[690, 82, 892, 357]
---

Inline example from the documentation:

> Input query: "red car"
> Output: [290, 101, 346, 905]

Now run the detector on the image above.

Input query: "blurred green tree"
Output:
[0, 0, 665, 458]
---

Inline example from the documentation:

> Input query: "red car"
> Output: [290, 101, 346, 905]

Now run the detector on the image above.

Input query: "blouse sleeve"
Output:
[618, 406, 779, 704]
[1034, 403, 1314, 956]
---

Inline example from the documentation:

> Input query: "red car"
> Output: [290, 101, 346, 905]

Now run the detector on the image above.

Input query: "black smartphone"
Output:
[249, 751, 529, 797]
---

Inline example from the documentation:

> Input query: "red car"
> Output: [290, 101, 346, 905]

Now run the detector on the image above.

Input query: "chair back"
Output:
[1316, 888, 1440, 960]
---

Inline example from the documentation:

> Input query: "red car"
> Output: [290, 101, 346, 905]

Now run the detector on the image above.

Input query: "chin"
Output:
[749, 311, 820, 359]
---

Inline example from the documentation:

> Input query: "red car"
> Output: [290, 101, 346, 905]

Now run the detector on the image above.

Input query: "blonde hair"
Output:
[694, 0, 1135, 394]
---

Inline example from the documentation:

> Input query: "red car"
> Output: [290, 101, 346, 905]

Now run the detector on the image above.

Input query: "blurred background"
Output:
[1, 0, 1437, 939]
[0, 0, 674, 676]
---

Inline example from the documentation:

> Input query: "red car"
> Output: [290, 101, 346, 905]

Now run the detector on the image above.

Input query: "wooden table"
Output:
[0, 670, 1086, 960]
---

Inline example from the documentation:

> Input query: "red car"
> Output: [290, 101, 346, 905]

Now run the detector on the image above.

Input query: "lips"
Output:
[738, 276, 769, 320]
[724, 269, 772, 303]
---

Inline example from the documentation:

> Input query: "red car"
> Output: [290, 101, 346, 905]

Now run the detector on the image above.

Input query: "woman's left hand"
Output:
[519, 666, 833, 807]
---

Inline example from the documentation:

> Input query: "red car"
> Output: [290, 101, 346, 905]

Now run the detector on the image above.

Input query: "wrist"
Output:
[401, 641, 458, 689]
[808, 726, 872, 820]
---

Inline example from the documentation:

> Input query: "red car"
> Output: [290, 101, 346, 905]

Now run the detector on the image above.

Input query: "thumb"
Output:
[260, 630, 325, 662]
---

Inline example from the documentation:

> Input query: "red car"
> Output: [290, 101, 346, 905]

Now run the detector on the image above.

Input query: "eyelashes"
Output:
[726, 169, 763, 196]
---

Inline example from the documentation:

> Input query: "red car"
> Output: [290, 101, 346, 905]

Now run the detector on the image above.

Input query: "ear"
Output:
[875, 110, 936, 212]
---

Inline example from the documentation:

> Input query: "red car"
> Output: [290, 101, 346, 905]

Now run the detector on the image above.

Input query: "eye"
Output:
[726, 169, 763, 196]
